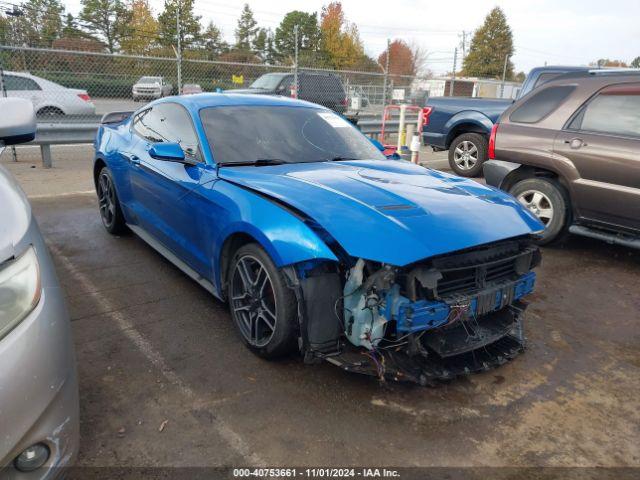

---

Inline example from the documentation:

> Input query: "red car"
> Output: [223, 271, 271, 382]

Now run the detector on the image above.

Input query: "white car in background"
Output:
[132, 76, 173, 101]
[2, 71, 95, 117]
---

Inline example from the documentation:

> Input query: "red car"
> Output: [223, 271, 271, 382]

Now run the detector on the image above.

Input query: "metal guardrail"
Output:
[25, 111, 409, 168]
[29, 123, 98, 168]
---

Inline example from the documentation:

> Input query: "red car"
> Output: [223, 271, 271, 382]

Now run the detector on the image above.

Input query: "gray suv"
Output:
[484, 70, 640, 248]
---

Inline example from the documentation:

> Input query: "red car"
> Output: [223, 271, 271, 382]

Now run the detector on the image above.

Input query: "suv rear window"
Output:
[569, 93, 640, 137]
[510, 85, 575, 124]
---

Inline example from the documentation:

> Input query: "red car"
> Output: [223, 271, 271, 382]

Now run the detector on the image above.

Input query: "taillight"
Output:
[421, 106, 433, 126]
[77, 93, 91, 102]
[289, 86, 297, 99]
[341, 97, 348, 106]
[488, 123, 499, 159]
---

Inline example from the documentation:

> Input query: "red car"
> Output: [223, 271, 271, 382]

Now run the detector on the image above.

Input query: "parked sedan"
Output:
[2, 71, 95, 117]
[94, 94, 543, 385]
[0, 98, 79, 477]
[132, 76, 173, 101]
[182, 83, 203, 95]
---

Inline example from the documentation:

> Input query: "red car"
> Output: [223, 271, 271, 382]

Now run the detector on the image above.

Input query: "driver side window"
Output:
[132, 103, 202, 161]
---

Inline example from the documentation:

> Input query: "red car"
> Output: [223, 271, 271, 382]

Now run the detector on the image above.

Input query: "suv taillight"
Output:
[421, 106, 433, 127]
[488, 123, 499, 160]
[341, 97, 348, 106]
[289, 86, 297, 99]
[77, 93, 91, 102]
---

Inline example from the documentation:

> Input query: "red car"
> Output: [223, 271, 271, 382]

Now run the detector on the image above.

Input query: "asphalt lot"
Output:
[25, 181, 640, 471]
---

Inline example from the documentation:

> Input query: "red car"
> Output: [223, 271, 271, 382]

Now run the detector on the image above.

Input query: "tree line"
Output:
[0, 0, 426, 76]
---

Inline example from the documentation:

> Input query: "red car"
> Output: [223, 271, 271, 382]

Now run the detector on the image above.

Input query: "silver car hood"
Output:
[0, 163, 32, 263]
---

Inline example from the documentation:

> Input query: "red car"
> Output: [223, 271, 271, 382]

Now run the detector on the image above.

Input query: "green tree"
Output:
[200, 21, 228, 58]
[252, 27, 272, 61]
[61, 13, 86, 38]
[158, 0, 202, 50]
[235, 3, 257, 51]
[462, 6, 514, 79]
[274, 10, 319, 61]
[631, 57, 640, 69]
[80, 0, 128, 52]
[6, 0, 65, 47]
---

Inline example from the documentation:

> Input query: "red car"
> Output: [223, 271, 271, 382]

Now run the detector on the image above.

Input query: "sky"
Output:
[64, 0, 640, 75]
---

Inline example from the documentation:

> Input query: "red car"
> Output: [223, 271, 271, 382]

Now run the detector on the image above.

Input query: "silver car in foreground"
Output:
[0, 98, 79, 478]
[2, 71, 95, 117]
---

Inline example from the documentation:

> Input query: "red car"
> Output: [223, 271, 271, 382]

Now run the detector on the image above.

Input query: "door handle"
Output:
[564, 138, 587, 149]
[124, 153, 141, 165]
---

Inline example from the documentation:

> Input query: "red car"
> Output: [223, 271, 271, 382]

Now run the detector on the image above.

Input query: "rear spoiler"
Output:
[101, 111, 134, 125]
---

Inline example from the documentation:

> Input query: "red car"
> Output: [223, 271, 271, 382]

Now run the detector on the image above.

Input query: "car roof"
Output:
[157, 93, 328, 110]
[4, 71, 36, 79]
[541, 69, 640, 89]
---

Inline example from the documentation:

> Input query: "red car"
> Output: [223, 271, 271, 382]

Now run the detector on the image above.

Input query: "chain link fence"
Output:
[0, 45, 521, 124]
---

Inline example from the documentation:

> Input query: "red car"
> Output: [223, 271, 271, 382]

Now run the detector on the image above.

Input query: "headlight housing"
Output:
[0, 246, 41, 340]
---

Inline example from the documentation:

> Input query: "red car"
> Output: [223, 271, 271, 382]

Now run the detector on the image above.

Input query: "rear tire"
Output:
[448, 133, 487, 177]
[228, 243, 298, 359]
[509, 177, 570, 245]
[97, 167, 127, 235]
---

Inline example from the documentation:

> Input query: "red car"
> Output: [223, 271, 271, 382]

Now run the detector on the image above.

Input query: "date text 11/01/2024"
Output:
[233, 468, 401, 477]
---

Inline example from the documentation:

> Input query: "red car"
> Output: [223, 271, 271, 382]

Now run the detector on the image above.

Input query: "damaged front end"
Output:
[285, 236, 541, 385]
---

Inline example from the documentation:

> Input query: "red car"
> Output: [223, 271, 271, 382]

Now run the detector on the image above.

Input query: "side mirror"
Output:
[0, 98, 36, 146]
[148, 142, 185, 162]
[369, 137, 385, 152]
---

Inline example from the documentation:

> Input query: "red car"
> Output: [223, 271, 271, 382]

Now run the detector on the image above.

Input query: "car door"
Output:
[128, 103, 215, 275]
[554, 83, 640, 231]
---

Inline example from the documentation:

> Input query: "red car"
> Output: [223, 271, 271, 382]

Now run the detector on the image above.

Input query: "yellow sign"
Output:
[232, 75, 244, 85]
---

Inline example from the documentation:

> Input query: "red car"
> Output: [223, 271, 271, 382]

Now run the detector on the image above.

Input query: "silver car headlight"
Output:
[0, 246, 41, 339]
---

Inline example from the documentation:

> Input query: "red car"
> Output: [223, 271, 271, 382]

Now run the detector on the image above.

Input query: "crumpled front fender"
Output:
[211, 180, 338, 295]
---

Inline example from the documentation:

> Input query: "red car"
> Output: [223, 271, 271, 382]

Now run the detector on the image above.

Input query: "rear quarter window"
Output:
[569, 93, 640, 137]
[509, 85, 575, 124]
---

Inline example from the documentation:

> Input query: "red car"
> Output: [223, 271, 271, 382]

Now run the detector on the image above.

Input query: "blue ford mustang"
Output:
[94, 94, 543, 384]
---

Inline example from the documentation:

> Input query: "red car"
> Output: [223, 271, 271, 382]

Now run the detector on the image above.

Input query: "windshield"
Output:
[200, 106, 385, 165]
[139, 76, 161, 84]
[249, 74, 287, 90]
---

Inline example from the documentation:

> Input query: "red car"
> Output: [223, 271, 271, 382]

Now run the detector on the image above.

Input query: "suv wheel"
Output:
[448, 133, 487, 177]
[510, 177, 570, 245]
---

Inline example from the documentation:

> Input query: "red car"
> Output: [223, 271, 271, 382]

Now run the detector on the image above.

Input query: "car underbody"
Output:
[284, 236, 540, 385]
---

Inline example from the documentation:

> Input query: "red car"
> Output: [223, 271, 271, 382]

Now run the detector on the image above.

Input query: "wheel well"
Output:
[93, 158, 106, 190]
[502, 166, 570, 196]
[219, 232, 260, 299]
[36, 106, 64, 115]
[446, 123, 488, 148]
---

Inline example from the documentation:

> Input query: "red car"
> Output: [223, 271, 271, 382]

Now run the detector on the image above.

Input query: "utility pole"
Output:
[500, 53, 508, 98]
[382, 38, 390, 107]
[459, 30, 470, 60]
[293, 24, 299, 98]
[176, 2, 182, 95]
[449, 47, 458, 96]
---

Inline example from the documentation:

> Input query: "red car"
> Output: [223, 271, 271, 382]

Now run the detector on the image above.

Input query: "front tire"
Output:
[97, 167, 127, 234]
[448, 133, 487, 177]
[228, 243, 298, 359]
[509, 177, 570, 245]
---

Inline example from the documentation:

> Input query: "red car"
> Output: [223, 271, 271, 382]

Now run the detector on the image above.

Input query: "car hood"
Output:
[134, 83, 161, 88]
[218, 160, 543, 266]
[0, 165, 32, 263]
